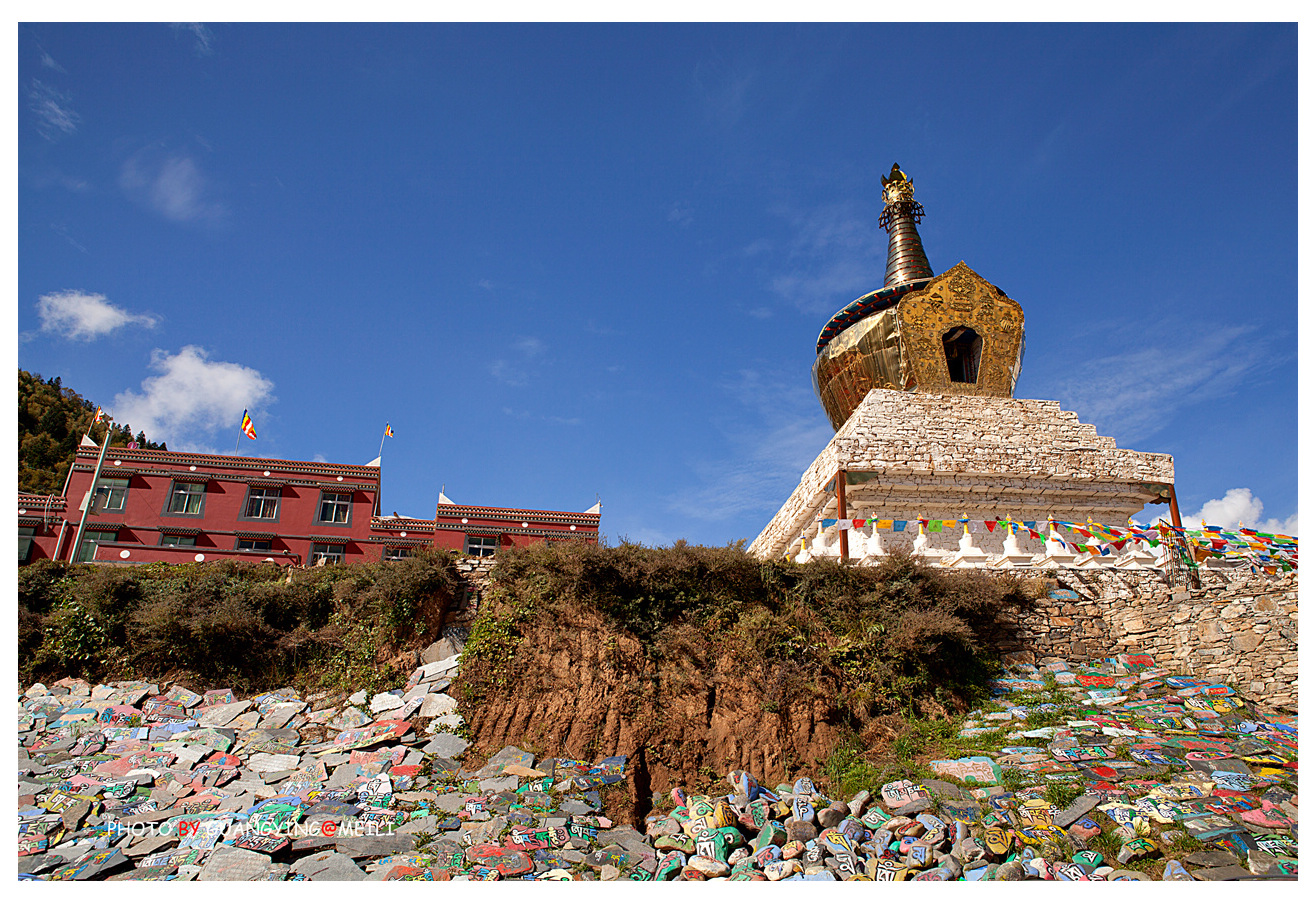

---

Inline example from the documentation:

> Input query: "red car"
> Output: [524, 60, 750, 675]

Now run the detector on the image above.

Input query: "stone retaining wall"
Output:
[986, 568, 1298, 713]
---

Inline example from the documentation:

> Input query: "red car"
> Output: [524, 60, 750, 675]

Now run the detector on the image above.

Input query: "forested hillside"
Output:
[17, 369, 165, 495]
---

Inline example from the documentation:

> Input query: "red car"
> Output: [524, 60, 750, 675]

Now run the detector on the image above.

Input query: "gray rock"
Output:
[785, 819, 817, 844]
[894, 797, 934, 817]
[419, 693, 458, 718]
[335, 835, 416, 859]
[422, 733, 469, 759]
[197, 845, 274, 880]
[817, 804, 848, 829]
[920, 780, 968, 800]
[289, 850, 366, 881]
[1051, 793, 1100, 828]
[478, 775, 519, 793]
[197, 701, 251, 727]
[1103, 869, 1152, 880]
[1189, 863, 1258, 879]
[1186, 850, 1242, 868]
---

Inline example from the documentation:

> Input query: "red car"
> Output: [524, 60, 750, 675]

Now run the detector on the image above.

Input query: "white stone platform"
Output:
[747, 389, 1176, 562]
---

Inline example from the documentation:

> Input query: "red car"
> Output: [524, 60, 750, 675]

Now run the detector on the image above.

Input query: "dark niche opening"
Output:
[943, 326, 982, 383]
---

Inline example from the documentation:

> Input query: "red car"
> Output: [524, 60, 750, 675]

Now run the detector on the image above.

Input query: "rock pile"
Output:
[17, 651, 1297, 880]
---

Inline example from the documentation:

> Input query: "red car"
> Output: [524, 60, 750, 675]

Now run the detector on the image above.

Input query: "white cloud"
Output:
[28, 79, 79, 140]
[111, 346, 275, 449]
[37, 290, 158, 341]
[171, 23, 215, 56]
[1051, 323, 1281, 444]
[1184, 488, 1298, 536]
[120, 151, 225, 223]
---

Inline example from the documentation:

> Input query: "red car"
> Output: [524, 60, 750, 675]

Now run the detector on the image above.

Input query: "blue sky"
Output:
[15, 22, 1298, 545]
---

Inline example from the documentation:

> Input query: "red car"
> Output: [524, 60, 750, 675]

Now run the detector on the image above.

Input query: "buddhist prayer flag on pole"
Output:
[235, 409, 257, 454]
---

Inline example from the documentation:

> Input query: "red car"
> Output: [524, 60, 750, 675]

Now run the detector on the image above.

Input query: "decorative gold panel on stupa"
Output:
[811, 165, 1026, 431]
[897, 263, 1023, 397]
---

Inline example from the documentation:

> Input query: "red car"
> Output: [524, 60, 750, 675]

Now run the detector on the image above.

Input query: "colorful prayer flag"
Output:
[384, 423, 394, 438]
[240, 410, 257, 440]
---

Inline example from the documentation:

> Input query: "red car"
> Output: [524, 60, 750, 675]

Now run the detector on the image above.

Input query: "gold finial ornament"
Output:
[880, 162, 916, 205]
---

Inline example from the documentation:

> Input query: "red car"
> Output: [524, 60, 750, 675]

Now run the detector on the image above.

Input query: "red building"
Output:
[18, 444, 599, 566]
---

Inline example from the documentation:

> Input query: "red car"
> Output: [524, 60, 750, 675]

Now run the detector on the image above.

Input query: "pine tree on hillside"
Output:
[17, 369, 166, 495]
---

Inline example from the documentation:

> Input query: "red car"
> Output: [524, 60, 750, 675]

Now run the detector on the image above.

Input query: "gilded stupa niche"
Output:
[811, 164, 1025, 430]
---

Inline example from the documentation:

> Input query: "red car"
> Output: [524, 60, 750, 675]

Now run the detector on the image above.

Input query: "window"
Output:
[76, 530, 118, 563]
[384, 546, 414, 561]
[311, 542, 345, 565]
[94, 477, 129, 512]
[167, 481, 205, 515]
[942, 326, 983, 384]
[160, 534, 196, 547]
[236, 538, 272, 552]
[19, 526, 35, 563]
[317, 492, 351, 525]
[243, 487, 281, 520]
[465, 534, 498, 557]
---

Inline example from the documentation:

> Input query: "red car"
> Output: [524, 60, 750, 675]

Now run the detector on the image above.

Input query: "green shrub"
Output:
[18, 550, 461, 692]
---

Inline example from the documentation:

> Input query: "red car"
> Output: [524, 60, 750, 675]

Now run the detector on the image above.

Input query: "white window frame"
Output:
[317, 492, 351, 525]
[242, 487, 281, 520]
[465, 534, 498, 557]
[76, 529, 118, 562]
[166, 481, 205, 515]
[94, 477, 130, 512]
[311, 542, 345, 564]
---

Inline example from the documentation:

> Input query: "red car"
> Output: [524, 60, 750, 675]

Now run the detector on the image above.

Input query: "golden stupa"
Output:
[812, 164, 1026, 431]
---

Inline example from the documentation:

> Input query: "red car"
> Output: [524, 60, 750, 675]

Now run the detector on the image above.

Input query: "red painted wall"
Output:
[18, 447, 600, 567]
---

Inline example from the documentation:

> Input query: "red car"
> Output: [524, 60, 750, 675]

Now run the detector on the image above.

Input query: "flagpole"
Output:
[69, 413, 112, 562]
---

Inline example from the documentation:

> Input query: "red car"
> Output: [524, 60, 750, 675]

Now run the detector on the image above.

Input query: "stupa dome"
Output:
[812, 165, 1025, 431]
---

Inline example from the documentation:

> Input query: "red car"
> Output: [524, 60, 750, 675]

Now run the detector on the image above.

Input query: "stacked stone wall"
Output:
[985, 568, 1298, 713]
[749, 389, 1175, 559]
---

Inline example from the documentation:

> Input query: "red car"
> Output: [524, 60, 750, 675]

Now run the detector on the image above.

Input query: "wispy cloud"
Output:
[28, 79, 79, 140]
[171, 23, 215, 56]
[667, 368, 832, 523]
[489, 336, 545, 387]
[667, 201, 693, 227]
[111, 346, 275, 449]
[501, 407, 581, 427]
[1049, 323, 1283, 444]
[693, 55, 756, 128]
[40, 50, 65, 73]
[37, 290, 158, 341]
[763, 201, 886, 315]
[120, 150, 226, 224]
[50, 224, 87, 254]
